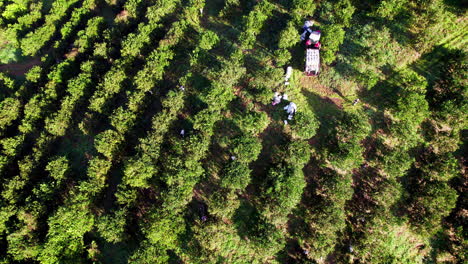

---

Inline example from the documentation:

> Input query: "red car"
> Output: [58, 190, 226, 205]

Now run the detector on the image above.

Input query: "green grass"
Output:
[0, 43, 23, 64]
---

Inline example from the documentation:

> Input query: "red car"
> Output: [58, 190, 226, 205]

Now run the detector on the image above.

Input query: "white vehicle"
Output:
[305, 49, 320, 76]
[302, 27, 321, 76]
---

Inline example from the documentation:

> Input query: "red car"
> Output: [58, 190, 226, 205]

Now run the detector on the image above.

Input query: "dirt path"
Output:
[0, 57, 41, 76]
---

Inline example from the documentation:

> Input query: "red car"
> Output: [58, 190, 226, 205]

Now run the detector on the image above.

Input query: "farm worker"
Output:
[300, 31, 306, 41]
[272, 92, 282, 106]
[282, 93, 288, 100]
[285, 66, 293, 85]
[353, 98, 360, 105]
[285, 66, 293, 81]
[300, 27, 313, 41]
[199, 204, 208, 222]
[305, 39, 312, 48]
[284, 102, 297, 120]
[180, 129, 185, 137]
[303, 16, 314, 30]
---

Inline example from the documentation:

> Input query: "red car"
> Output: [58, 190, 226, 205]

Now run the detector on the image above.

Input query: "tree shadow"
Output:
[203, 0, 226, 16]
[302, 89, 342, 134]
[167, 249, 184, 263]
[257, 10, 290, 51]
[443, 0, 468, 14]
[243, 52, 269, 74]
[98, 240, 135, 264]
[219, 0, 258, 28]
[248, 123, 289, 191]
[275, 238, 308, 264]
[410, 45, 464, 106]
[206, 38, 237, 61]
[384, 13, 416, 48]
[341, 165, 386, 245]
[356, 68, 400, 111]
[289, 42, 305, 72]
[268, 0, 292, 10]
[202, 18, 241, 47]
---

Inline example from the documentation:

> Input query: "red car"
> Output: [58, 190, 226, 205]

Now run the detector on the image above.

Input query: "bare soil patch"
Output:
[323, 96, 343, 109]
[116, 10, 129, 21]
[0, 57, 41, 76]
[65, 48, 79, 59]
[300, 75, 334, 96]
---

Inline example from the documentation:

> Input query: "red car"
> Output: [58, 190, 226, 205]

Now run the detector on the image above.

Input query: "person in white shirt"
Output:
[303, 16, 314, 30]
[284, 102, 297, 120]
[272, 92, 282, 106]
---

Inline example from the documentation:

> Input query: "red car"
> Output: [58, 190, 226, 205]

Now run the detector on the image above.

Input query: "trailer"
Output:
[303, 30, 321, 76]
[305, 49, 320, 76]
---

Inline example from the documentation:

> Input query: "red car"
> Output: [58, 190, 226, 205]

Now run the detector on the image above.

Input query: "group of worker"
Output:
[271, 17, 323, 121]
[272, 65, 297, 122]
[273, 92, 297, 122]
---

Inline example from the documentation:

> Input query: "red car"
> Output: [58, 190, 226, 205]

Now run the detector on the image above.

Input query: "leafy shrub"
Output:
[207, 190, 240, 219]
[291, 0, 316, 23]
[21, 0, 82, 56]
[38, 203, 94, 264]
[2, 2, 28, 20]
[264, 165, 306, 221]
[321, 110, 371, 171]
[144, 213, 186, 248]
[320, 0, 355, 27]
[321, 24, 345, 65]
[231, 136, 262, 163]
[247, 66, 283, 104]
[122, 156, 156, 188]
[285, 140, 311, 166]
[110, 107, 136, 134]
[1, 135, 24, 157]
[0, 43, 21, 63]
[371, 0, 408, 20]
[356, 225, 425, 264]
[221, 161, 251, 190]
[234, 110, 270, 135]
[406, 180, 457, 235]
[278, 22, 299, 49]
[299, 171, 353, 260]
[0, 98, 21, 133]
[74, 16, 105, 52]
[45, 156, 69, 182]
[6, 226, 41, 261]
[274, 48, 292, 66]
[25, 66, 43, 82]
[96, 210, 127, 243]
[85, 158, 112, 192]
[238, 0, 274, 49]
[129, 241, 170, 263]
[290, 110, 319, 139]
[199, 30, 219, 50]
[95, 129, 124, 159]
